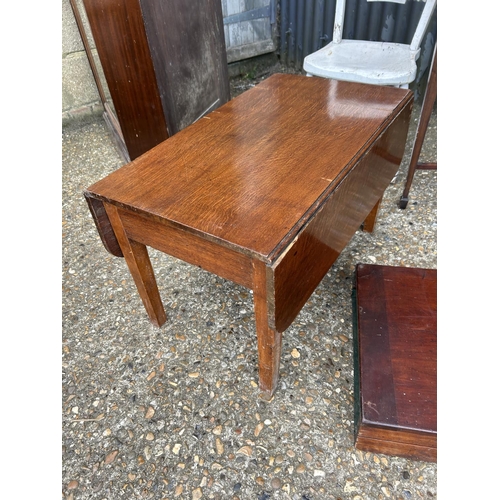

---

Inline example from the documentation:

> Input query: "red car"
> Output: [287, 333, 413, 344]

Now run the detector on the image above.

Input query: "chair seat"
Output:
[303, 40, 418, 86]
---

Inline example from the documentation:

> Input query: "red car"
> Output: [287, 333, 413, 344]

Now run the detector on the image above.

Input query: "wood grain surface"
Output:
[82, 0, 169, 160]
[86, 74, 412, 261]
[354, 264, 437, 461]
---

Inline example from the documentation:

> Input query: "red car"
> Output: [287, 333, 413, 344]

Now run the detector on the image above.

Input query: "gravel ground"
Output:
[62, 65, 437, 500]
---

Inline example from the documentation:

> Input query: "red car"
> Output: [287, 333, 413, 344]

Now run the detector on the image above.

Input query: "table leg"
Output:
[362, 198, 381, 233]
[252, 260, 282, 400]
[104, 203, 167, 327]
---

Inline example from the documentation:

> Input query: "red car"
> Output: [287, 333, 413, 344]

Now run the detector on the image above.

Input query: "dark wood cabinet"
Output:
[80, 0, 230, 161]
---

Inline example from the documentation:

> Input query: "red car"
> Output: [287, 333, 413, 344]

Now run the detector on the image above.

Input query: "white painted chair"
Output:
[303, 0, 437, 88]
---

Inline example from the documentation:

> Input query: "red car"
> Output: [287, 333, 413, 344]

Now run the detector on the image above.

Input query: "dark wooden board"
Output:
[140, 0, 230, 135]
[82, 0, 169, 160]
[81, 0, 229, 159]
[353, 264, 437, 462]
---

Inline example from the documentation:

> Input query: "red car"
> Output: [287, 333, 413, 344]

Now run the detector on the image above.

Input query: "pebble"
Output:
[172, 443, 182, 455]
[344, 479, 357, 493]
[192, 487, 203, 499]
[236, 445, 252, 457]
[67, 480, 78, 490]
[254, 422, 264, 436]
[216, 437, 224, 454]
[296, 464, 306, 474]
[291, 348, 301, 358]
[104, 450, 118, 464]
[271, 477, 282, 489]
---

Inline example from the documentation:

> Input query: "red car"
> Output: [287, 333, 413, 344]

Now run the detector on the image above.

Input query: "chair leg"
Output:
[399, 46, 437, 209]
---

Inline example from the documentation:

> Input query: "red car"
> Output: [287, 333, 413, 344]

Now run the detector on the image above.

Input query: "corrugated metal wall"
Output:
[279, 0, 437, 94]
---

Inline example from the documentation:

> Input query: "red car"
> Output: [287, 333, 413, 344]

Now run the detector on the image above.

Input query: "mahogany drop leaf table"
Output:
[84, 74, 413, 399]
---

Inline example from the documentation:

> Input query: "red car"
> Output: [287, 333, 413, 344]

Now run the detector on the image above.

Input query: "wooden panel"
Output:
[356, 434, 436, 463]
[223, 0, 275, 63]
[84, 195, 123, 257]
[117, 207, 254, 289]
[354, 264, 437, 462]
[356, 425, 437, 448]
[140, 0, 230, 135]
[85, 74, 413, 261]
[82, 0, 169, 160]
[271, 103, 412, 332]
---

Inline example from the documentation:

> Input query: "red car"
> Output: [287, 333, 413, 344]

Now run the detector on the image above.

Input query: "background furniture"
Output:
[77, 0, 230, 161]
[353, 263, 437, 462]
[399, 44, 437, 208]
[85, 74, 413, 398]
[303, 0, 436, 88]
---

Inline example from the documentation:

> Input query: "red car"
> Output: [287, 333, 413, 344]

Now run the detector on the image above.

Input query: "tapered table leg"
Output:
[104, 203, 167, 327]
[252, 260, 282, 400]
[362, 198, 381, 233]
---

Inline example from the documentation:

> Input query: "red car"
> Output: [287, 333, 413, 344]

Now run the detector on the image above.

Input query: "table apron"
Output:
[116, 207, 255, 289]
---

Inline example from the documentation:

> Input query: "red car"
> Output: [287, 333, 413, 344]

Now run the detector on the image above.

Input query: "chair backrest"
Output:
[332, 0, 436, 54]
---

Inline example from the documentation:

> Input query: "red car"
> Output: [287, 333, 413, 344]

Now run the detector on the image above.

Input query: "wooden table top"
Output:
[86, 74, 412, 263]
